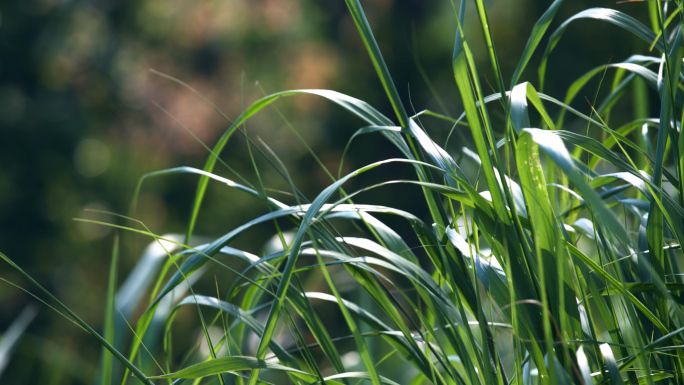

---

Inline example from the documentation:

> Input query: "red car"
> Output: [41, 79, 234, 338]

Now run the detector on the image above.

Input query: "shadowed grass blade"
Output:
[511, 0, 564, 87]
[100, 236, 119, 385]
[0, 252, 155, 385]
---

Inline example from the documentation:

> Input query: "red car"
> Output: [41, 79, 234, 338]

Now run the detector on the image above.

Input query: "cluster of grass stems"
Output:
[4, 0, 684, 384]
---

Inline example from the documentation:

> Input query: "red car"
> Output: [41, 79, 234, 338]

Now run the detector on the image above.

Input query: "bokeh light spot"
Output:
[74, 138, 110, 177]
[342, 351, 361, 368]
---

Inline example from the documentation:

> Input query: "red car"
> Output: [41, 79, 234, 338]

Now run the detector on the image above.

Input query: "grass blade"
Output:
[100, 235, 119, 385]
[0, 252, 155, 385]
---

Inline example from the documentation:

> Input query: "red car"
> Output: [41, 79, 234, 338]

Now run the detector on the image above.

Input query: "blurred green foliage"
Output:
[0, 0, 654, 383]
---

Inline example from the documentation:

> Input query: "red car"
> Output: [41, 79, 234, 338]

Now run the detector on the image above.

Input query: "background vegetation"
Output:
[0, 0, 667, 384]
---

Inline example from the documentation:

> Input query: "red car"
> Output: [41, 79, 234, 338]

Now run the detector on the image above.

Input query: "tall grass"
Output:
[3, 0, 684, 384]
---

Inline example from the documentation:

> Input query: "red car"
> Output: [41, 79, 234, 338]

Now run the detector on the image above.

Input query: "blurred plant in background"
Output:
[0, 0, 659, 384]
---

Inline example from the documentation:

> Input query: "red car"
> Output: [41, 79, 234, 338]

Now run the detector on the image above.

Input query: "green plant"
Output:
[4, 0, 684, 384]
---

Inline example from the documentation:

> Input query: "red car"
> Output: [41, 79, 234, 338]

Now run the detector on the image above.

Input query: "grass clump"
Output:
[3, 0, 684, 384]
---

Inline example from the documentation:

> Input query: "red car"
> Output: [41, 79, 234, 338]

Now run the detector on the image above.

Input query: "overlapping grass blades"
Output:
[4, 0, 684, 384]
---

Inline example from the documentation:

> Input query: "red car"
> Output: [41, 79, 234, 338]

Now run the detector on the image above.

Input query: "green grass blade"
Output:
[647, 28, 684, 335]
[517, 129, 581, 370]
[520, 129, 631, 246]
[148, 160, 440, 313]
[539, 8, 662, 90]
[342, 0, 409, 127]
[148, 357, 313, 381]
[179, 88, 402, 246]
[312, 246, 382, 385]
[556, 61, 659, 130]
[473, 0, 507, 101]
[325, 372, 402, 385]
[247, 158, 441, 385]
[100, 235, 119, 385]
[343, 0, 453, 235]
[0, 252, 155, 385]
[511, 0, 564, 87]
[564, 243, 667, 334]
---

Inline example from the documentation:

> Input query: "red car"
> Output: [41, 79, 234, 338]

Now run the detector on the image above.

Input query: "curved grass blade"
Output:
[340, 0, 452, 231]
[556, 61, 660, 130]
[239, 159, 442, 385]
[149, 159, 442, 314]
[232, 246, 451, 384]
[148, 357, 313, 381]
[169, 296, 298, 367]
[539, 8, 662, 90]
[325, 372, 401, 385]
[304, 291, 433, 372]
[221, 245, 349, 383]
[181, 88, 408, 246]
[510, 82, 556, 133]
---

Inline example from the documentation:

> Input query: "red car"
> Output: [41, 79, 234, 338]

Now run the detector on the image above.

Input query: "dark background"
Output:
[0, 0, 653, 383]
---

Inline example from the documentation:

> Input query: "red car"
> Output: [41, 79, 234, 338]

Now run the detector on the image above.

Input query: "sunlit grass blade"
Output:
[556, 60, 659, 130]
[520, 129, 632, 245]
[246, 158, 444, 385]
[599, 344, 622, 385]
[453, 10, 550, 375]
[539, 8, 663, 90]
[178, 87, 404, 245]
[517, 128, 581, 374]
[148, 356, 314, 381]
